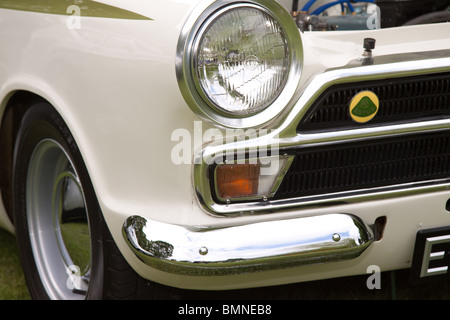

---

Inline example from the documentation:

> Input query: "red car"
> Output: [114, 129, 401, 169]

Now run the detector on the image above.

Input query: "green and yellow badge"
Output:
[349, 91, 379, 123]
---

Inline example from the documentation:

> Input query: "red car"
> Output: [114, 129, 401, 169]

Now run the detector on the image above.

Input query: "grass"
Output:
[1, 227, 449, 300]
[0, 229, 30, 300]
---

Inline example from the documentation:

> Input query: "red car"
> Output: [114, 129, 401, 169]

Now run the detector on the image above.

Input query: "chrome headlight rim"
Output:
[176, 0, 303, 129]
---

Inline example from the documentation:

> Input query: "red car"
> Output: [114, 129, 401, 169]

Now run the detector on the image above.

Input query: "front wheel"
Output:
[12, 102, 140, 300]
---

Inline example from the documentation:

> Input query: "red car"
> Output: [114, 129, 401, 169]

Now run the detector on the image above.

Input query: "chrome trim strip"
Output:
[194, 51, 450, 216]
[207, 180, 450, 216]
[122, 214, 373, 276]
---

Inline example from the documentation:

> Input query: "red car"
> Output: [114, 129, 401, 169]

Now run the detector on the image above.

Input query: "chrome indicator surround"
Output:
[122, 213, 373, 276]
[211, 155, 295, 204]
[176, 0, 303, 129]
[194, 50, 450, 216]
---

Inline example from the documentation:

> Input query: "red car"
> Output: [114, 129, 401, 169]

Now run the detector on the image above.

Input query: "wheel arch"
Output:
[0, 90, 52, 223]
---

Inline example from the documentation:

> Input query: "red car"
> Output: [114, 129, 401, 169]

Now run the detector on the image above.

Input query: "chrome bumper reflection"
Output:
[122, 214, 373, 276]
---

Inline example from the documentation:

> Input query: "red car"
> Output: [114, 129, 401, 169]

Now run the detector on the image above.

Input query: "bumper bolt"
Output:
[332, 233, 341, 242]
[199, 246, 208, 255]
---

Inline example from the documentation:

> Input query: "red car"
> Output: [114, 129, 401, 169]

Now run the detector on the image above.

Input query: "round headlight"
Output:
[177, 0, 303, 128]
[194, 6, 290, 116]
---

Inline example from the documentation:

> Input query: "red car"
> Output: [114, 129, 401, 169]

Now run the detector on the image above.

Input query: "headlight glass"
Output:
[194, 6, 290, 116]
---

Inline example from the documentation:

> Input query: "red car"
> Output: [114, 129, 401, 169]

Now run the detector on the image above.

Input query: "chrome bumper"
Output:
[122, 214, 373, 276]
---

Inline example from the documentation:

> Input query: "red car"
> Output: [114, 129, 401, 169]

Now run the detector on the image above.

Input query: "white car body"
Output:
[0, 0, 450, 295]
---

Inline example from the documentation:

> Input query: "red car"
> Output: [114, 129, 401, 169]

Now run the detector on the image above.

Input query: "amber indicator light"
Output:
[216, 163, 261, 199]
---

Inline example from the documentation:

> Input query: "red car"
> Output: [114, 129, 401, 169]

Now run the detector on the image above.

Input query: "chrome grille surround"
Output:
[194, 50, 450, 216]
[298, 72, 450, 133]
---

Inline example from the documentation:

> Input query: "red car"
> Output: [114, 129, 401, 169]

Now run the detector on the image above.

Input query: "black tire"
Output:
[12, 102, 143, 300]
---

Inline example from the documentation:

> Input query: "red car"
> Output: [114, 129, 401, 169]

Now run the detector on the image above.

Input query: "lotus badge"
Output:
[349, 91, 379, 123]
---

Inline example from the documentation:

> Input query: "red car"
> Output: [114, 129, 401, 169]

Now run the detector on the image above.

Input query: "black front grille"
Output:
[274, 131, 450, 200]
[298, 72, 450, 132]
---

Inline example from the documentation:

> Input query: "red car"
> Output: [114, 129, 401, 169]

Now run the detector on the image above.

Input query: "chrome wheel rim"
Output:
[26, 139, 91, 300]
